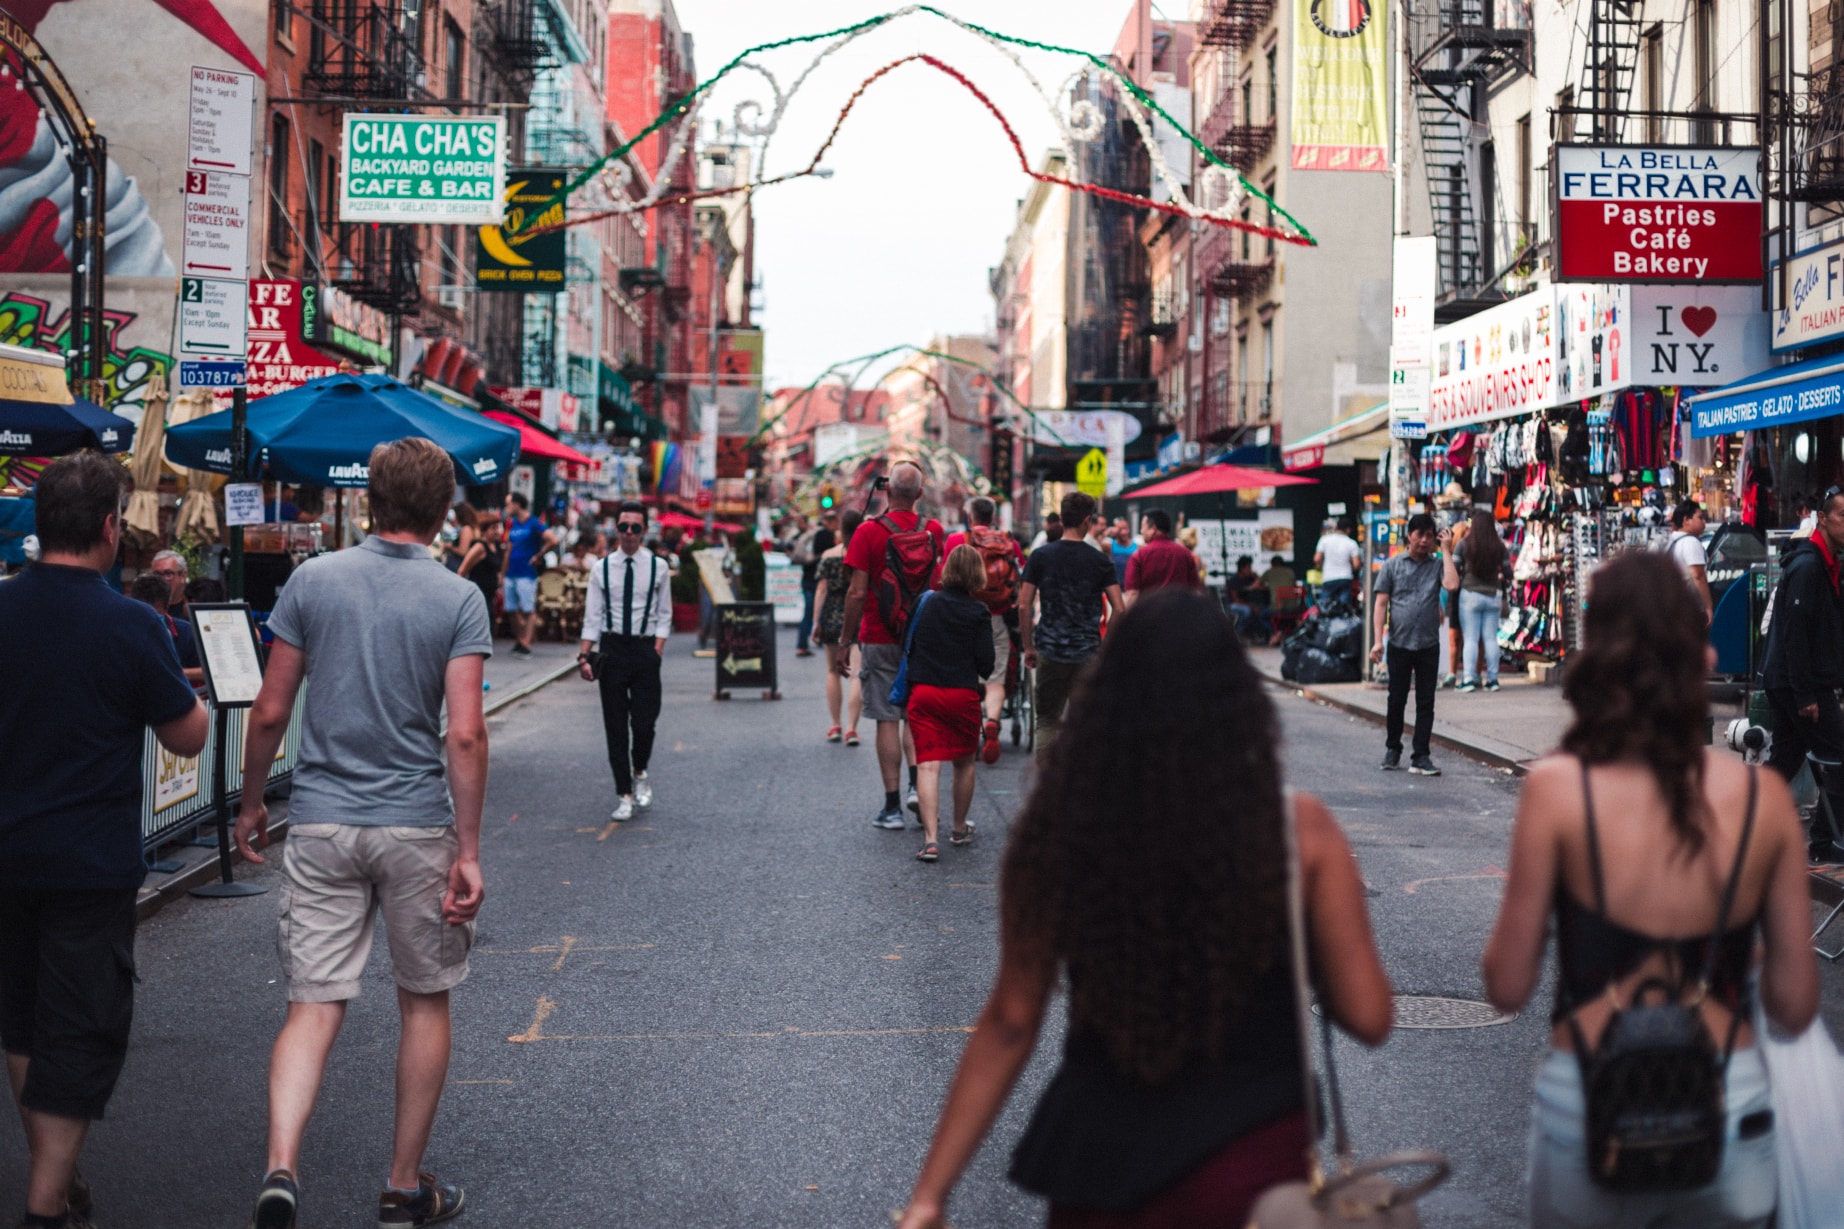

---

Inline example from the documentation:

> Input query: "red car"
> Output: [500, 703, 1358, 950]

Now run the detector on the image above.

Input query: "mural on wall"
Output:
[0, 291, 171, 409]
[0, 0, 264, 274]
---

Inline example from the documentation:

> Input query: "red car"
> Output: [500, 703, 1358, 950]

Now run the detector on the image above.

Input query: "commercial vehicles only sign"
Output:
[1553, 145, 1762, 283]
[339, 114, 506, 225]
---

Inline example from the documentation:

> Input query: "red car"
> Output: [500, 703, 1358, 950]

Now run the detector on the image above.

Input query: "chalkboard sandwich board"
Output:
[714, 602, 779, 700]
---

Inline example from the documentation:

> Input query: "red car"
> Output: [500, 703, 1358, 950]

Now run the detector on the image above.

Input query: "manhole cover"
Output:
[1315, 995, 1514, 1030]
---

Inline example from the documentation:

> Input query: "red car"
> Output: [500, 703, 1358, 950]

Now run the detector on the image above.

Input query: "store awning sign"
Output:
[1553, 145, 1762, 283]
[1770, 237, 1844, 352]
[1686, 353, 1844, 437]
[339, 114, 506, 225]
[1427, 287, 1555, 431]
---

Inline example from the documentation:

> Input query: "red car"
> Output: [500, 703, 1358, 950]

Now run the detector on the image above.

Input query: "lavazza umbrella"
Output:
[164, 372, 522, 488]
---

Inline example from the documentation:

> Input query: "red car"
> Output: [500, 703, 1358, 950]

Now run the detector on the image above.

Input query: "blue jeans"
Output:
[1458, 588, 1501, 684]
[1527, 1047, 1776, 1229]
[796, 580, 817, 651]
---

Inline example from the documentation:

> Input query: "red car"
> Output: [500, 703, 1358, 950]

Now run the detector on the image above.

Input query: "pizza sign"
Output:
[1553, 145, 1762, 283]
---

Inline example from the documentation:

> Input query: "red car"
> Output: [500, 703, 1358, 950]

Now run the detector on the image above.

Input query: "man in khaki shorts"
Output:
[235, 438, 491, 1229]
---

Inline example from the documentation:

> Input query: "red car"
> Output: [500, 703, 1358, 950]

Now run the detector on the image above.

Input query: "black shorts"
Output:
[0, 887, 138, 1120]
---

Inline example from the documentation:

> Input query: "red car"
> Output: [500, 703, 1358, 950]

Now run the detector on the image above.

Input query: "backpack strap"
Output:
[643, 553, 660, 636]
[601, 555, 613, 636]
[1579, 760, 1608, 914]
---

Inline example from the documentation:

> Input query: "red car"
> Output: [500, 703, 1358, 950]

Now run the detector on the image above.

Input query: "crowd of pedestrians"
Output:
[7, 447, 1843, 1229]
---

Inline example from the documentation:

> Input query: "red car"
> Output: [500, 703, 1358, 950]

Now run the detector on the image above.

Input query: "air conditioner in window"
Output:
[436, 286, 466, 310]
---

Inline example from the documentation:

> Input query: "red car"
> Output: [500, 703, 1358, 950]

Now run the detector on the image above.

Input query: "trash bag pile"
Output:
[1280, 591, 1364, 685]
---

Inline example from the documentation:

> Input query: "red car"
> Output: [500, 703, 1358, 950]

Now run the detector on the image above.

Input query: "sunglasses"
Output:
[616, 522, 646, 534]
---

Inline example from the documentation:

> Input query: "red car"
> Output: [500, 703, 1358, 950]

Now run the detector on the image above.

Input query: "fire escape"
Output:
[1764, 0, 1844, 315]
[484, 0, 549, 95]
[1194, 0, 1277, 308]
[301, 0, 429, 315]
[1411, 0, 1530, 318]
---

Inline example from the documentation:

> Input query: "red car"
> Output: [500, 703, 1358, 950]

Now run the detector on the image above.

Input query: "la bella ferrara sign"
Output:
[1554, 145, 1762, 283]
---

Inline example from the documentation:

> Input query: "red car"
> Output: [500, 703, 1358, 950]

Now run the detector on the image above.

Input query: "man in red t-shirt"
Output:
[838, 461, 946, 829]
[944, 495, 1023, 764]
[1124, 508, 1203, 603]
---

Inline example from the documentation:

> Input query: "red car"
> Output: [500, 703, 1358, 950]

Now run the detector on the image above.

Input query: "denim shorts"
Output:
[504, 575, 538, 613]
[1527, 1047, 1776, 1229]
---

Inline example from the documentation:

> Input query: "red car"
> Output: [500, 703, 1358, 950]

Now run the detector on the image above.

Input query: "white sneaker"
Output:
[634, 773, 652, 809]
[612, 796, 635, 821]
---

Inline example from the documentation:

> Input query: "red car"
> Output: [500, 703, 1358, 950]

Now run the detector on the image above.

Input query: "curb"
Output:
[484, 658, 579, 717]
[138, 662, 577, 922]
[1257, 670, 1533, 776]
[135, 817, 289, 921]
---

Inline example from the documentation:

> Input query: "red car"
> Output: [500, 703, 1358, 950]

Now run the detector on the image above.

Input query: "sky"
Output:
[667, 0, 1144, 392]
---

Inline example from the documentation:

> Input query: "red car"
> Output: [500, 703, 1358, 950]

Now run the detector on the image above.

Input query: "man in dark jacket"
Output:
[1762, 486, 1844, 858]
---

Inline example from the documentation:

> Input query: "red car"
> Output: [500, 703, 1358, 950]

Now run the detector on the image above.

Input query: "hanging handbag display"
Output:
[1246, 800, 1449, 1228]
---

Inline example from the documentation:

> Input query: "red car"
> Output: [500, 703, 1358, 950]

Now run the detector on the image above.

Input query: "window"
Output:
[325, 150, 338, 229]
[444, 224, 462, 288]
[1265, 46, 1278, 125]
[306, 138, 325, 234]
[1480, 140, 1497, 274]
[1694, 0, 1717, 113]
[274, 0, 290, 40]
[1240, 72, 1253, 126]
[1260, 322, 1274, 404]
[1235, 334, 1248, 416]
[1516, 114, 1532, 238]
[1642, 26, 1663, 142]
[1262, 175, 1276, 258]
[268, 114, 291, 258]
[445, 20, 466, 99]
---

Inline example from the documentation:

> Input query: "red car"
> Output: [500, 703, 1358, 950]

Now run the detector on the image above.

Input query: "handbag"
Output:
[1245, 798, 1449, 1228]
[1753, 1000, 1844, 1229]
[887, 590, 933, 707]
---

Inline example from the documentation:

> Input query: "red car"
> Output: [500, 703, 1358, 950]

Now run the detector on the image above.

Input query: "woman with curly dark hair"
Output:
[895, 588, 1393, 1229]
[1483, 551, 1817, 1228]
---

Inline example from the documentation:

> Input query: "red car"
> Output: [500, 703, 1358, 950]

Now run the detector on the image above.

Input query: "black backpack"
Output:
[1570, 766, 1758, 1193]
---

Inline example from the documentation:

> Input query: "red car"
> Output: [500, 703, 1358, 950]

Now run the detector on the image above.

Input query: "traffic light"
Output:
[818, 484, 838, 510]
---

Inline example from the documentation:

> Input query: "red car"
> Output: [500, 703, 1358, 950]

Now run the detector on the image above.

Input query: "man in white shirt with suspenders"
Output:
[579, 501, 672, 820]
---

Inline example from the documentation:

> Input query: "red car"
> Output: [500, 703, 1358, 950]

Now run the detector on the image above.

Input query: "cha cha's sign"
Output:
[339, 115, 506, 225]
[1427, 287, 1555, 431]
[1553, 145, 1762, 283]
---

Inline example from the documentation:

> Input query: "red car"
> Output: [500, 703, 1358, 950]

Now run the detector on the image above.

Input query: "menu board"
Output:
[189, 603, 266, 707]
[716, 602, 777, 693]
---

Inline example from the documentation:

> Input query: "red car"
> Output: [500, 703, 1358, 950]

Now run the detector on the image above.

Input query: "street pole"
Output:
[705, 230, 720, 536]
[228, 385, 246, 601]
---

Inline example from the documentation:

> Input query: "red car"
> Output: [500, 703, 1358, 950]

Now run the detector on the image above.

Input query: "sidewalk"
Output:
[135, 637, 579, 915]
[482, 637, 579, 716]
[1249, 647, 1745, 773]
[1247, 647, 1564, 771]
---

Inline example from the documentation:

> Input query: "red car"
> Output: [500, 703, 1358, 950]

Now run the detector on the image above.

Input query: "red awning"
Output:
[484, 411, 595, 466]
[1126, 464, 1317, 497]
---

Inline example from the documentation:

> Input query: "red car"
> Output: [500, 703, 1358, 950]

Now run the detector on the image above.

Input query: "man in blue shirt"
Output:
[499, 492, 555, 658]
[0, 451, 207, 1229]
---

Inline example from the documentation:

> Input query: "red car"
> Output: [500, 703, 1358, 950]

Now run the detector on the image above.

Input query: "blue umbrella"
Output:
[0, 396, 137, 456]
[164, 373, 522, 488]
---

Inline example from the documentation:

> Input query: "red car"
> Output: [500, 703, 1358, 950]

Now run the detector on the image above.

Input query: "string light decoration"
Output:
[513, 5, 1317, 247]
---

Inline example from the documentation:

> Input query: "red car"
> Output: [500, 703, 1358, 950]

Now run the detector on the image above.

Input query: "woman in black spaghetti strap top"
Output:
[1484, 551, 1818, 1229]
[895, 589, 1394, 1229]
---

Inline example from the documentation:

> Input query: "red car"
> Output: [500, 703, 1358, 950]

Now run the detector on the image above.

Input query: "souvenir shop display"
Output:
[1403, 385, 1695, 669]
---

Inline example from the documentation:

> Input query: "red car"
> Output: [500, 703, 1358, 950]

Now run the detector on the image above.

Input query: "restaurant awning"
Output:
[1686, 352, 1844, 438]
[1281, 402, 1391, 471]
[483, 411, 596, 466]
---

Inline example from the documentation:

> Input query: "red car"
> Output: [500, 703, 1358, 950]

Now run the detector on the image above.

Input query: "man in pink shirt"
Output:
[1123, 509, 1202, 604]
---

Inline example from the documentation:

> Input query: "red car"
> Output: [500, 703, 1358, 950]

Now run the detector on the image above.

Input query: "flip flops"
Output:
[916, 842, 939, 863]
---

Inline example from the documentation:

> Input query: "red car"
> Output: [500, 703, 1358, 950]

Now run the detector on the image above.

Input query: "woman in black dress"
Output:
[461, 514, 504, 635]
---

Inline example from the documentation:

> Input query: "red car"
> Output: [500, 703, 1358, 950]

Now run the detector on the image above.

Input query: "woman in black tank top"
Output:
[1483, 551, 1817, 1229]
[895, 589, 1394, 1229]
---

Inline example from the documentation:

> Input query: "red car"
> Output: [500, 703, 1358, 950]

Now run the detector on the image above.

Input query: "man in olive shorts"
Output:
[236, 438, 491, 1229]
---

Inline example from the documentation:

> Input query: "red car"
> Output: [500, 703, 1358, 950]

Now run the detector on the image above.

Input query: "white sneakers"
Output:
[611, 796, 635, 821]
[634, 772, 653, 810]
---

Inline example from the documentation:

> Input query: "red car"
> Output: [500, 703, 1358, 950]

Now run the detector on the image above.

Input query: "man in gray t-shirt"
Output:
[1369, 514, 1456, 775]
[234, 438, 490, 1227]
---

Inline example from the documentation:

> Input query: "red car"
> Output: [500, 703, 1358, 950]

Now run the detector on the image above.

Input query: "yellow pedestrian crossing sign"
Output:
[1076, 448, 1108, 498]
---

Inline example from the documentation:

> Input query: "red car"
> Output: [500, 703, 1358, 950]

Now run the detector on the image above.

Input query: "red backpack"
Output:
[968, 526, 1019, 613]
[874, 514, 941, 637]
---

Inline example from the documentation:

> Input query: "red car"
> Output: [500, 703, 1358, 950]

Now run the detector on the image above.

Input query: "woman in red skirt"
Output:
[903, 545, 996, 862]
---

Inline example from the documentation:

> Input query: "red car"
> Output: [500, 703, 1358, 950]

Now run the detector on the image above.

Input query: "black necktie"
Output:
[622, 556, 635, 636]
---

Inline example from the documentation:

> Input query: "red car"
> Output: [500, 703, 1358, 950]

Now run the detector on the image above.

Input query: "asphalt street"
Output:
[6, 629, 1842, 1228]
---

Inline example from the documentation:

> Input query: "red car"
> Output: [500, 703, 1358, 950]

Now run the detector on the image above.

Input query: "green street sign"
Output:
[339, 114, 506, 225]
